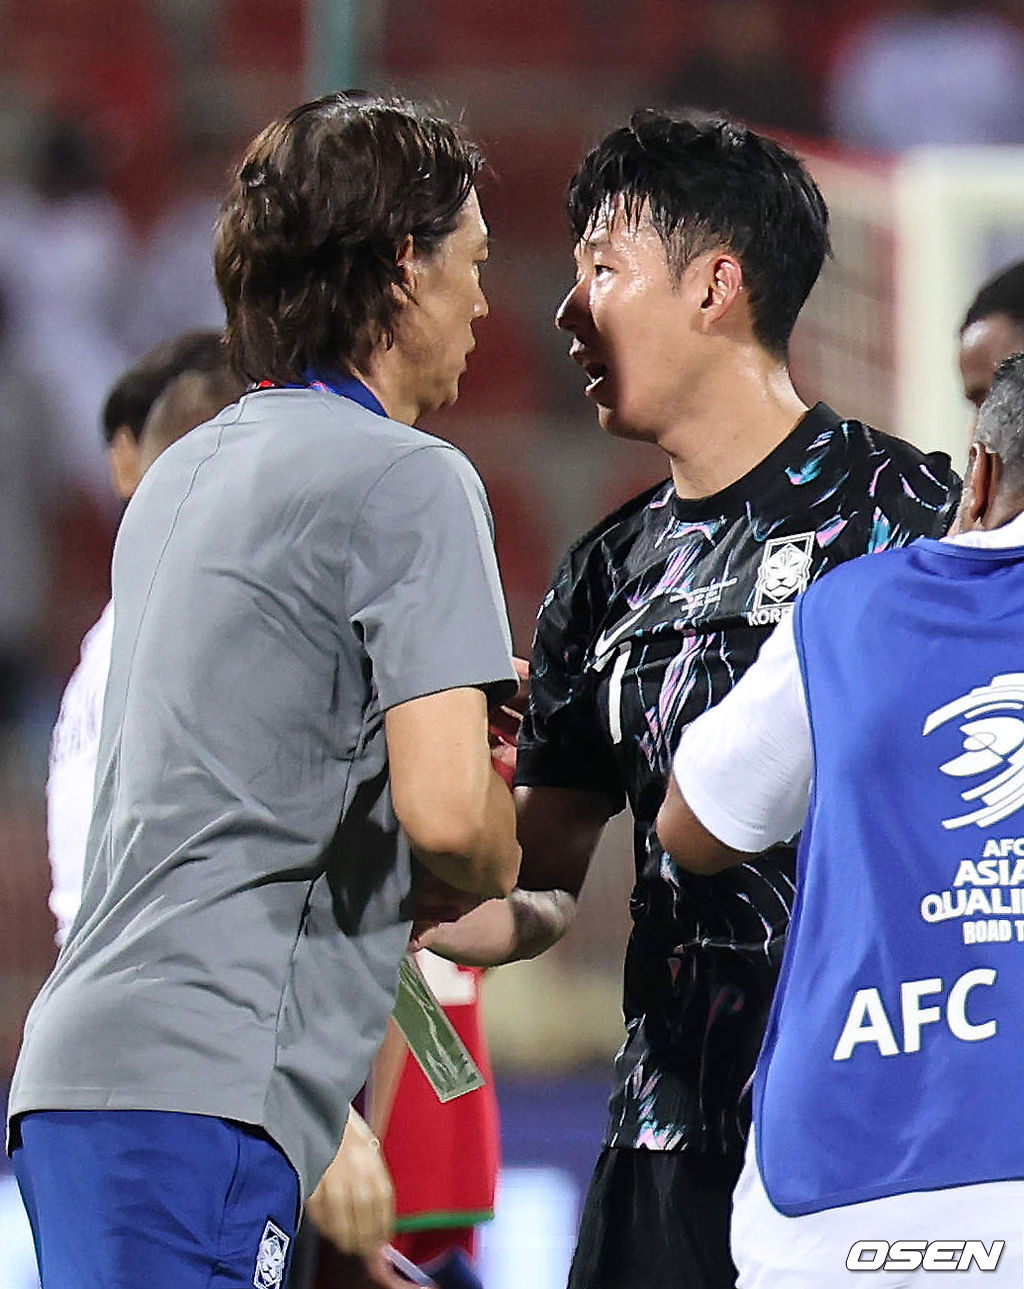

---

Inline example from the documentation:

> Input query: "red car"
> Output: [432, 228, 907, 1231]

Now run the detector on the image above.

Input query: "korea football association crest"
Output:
[747, 532, 815, 626]
[923, 673, 1024, 830]
[253, 1219, 290, 1289]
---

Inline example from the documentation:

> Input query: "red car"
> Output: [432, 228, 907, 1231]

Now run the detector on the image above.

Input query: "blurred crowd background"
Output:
[2, 0, 1024, 1282]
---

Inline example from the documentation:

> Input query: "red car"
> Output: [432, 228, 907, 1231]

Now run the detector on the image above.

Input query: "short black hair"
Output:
[102, 330, 229, 443]
[976, 351, 1024, 492]
[962, 260, 1024, 333]
[566, 109, 831, 357]
[139, 367, 246, 461]
[214, 92, 482, 385]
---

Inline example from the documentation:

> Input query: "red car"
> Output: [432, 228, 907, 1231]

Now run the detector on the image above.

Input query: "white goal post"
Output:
[791, 143, 1024, 471]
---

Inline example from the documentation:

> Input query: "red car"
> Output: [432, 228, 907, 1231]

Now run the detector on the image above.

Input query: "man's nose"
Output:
[555, 281, 585, 333]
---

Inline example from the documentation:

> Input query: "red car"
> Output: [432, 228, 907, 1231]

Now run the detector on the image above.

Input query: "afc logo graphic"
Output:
[923, 673, 1024, 830]
[747, 532, 815, 626]
[253, 1219, 290, 1289]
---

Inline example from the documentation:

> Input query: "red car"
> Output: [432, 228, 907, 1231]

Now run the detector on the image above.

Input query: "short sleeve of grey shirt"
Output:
[350, 443, 517, 710]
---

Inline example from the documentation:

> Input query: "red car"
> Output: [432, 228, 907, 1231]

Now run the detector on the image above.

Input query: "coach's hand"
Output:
[307, 1109, 395, 1256]
[409, 864, 482, 940]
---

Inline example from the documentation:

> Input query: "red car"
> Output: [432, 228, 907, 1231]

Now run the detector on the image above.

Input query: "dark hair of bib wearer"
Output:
[976, 351, 1024, 492]
[214, 92, 482, 386]
[962, 260, 1024, 334]
[566, 109, 830, 359]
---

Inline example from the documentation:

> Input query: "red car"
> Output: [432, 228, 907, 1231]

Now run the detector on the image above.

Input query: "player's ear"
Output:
[107, 425, 143, 501]
[697, 254, 744, 327]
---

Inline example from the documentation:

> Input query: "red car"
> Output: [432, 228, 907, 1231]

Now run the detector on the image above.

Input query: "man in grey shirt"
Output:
[8, 93, 521, 1289]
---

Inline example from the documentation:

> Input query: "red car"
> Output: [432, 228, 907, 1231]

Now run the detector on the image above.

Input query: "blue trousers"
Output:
[12, 1109, 300, 1289]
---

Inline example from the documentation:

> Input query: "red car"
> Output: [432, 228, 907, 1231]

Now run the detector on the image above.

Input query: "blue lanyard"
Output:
[256, 372, 387, 419]
[305, 372, 387, 418]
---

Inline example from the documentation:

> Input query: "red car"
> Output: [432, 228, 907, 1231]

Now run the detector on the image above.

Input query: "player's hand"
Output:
[409, 864, 482, 941]
[489, 657, 529, 788]
[307, 1110, 395, 1257]
[412, 894, 518, 965]
[489, 735, 517, 789]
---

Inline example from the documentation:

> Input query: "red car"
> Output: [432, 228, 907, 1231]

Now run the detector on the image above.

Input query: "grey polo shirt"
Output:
[9, 386, 517, 1196]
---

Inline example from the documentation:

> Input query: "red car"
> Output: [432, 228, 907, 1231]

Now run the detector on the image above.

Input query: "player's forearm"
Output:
[656, 775, 749, 873]
[417, 886, 576, 966]
[410, 768, 521, 899]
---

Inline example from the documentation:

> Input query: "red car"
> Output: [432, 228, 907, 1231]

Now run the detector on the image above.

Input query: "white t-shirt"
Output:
[673, 512, 1024, 853]
[45, 601, 113, 944]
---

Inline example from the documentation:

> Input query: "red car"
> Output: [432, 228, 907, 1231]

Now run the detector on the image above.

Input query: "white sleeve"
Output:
[46, 604, 113, 945]
[672, 613, 812, 852]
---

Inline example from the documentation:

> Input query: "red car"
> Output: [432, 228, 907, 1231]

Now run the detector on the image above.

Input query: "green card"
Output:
[392, 954, 485, 1103]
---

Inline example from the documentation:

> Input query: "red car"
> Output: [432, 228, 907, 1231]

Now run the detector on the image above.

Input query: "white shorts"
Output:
[731, 1131, 1024, 1288]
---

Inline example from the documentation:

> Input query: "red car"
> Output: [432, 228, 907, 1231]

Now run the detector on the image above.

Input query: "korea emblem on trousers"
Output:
[254, 1219, 290, 1289]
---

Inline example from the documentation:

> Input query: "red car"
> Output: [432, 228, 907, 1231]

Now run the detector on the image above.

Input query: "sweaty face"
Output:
[959, 313, 1024, 410]
[555, 205, 705, 441]
[403, 188, 489, 419]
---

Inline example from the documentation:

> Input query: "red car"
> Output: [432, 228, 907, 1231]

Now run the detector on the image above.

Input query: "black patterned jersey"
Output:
[516, 404, 960, 1156]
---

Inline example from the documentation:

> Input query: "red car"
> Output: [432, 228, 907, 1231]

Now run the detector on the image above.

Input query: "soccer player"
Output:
[958, 260, 1024, 410]
[8, 93, 521, 1289]
[46, 331, 244, 946]
[656, 352, 1024, 1288]
[425, 110, 961, 1289]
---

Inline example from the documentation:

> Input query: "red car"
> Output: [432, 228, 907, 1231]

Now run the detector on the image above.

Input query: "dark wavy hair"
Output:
[567, 110, 830, 358]
[214, 93, 482, 384]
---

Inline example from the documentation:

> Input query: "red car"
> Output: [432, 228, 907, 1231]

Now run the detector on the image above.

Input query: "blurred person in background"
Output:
[656, 352, 1024, 1287]
[7, 91, 520, 1289]
[422, 109, 960, 1289]
[959, 260, 1024, 412]
[657, 0, 823, 139]
[47, 330, 244, 947]
[0, 280, 60, 753]
[373, 955, 496, 1283]
[124, 96, 237, 352]
[828, 0, 1024, 151]
[0, 114, 129, 508]
[315, 956, 498, 1289]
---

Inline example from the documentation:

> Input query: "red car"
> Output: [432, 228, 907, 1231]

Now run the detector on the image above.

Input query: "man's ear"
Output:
[393, 234, 417, 305]
[107, 425, 143, 501]
[960, 441, 998, 531]
[697, 254, 744, 328]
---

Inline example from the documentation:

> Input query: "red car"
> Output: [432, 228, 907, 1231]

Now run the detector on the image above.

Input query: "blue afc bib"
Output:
[755, 536, 1024, 1215]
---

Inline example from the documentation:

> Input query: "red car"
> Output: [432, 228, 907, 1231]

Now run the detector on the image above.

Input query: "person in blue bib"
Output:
[657, 352, 1024, 1286]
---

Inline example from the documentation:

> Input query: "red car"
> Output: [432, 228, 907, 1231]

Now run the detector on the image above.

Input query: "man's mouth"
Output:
[583, 361, 608, 395]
